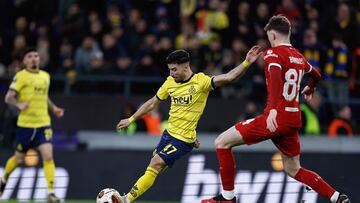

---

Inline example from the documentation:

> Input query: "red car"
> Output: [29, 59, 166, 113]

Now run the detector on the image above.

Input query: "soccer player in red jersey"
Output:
[202, 15, 350, 203]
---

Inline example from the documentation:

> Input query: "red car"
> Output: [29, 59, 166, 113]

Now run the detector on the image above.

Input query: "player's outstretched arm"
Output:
[48, 98, 65, 118]
[116, 96, 161, 129]
[4, 89, 29, 110]
[212, 45, 262, 87]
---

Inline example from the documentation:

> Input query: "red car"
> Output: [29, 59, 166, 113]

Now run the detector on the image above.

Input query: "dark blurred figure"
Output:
[135, 54, 158, 76]
[329, 3, 358, 51]
[328, 105, 353, 137]
[0, 106, 17, 148]
[232, 1, 255, 45]
[203, 36, 223, 71]
[113, 55, 133, 75]
[323, 35, 350, 111]
[11, 34, 27, 61]
[275, 0, 301, 22]
[254, 3, 270, 39]
[101, 33, 120, 70]
[302, 29, 325, 72]
[61, 3, 86, 46]
[237, 101, 258, 122]
[75, 36, 102, 74]
[153, 37, 173, 77]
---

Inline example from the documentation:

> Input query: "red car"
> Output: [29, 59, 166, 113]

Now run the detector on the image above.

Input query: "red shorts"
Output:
[235, 115, 300, 157]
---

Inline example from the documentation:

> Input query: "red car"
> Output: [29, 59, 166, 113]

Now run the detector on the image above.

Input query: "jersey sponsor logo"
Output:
[264, 50, 279, 60]
[173, 95, 192, 105]
[181, 155, 318, 203]
[289, 56, 304, 65]
[34, 86, 48, 95]
[0, 167, 69, 201]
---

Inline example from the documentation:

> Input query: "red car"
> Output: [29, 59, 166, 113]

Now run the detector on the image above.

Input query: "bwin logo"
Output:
[181, 155, 318, 203]
[173, 95, 192, 105]
[0, 167, 69, 201]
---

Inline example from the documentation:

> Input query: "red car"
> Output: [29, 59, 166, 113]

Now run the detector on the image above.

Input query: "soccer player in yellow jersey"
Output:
[0, 48, 64, 202]
[115, 46, 262, 203]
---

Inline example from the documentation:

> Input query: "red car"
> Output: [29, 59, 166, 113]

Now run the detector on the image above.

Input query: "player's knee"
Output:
[283, 164, 300, 178]
[149, 155, 166, 171]
[214, 136, 223, 148]
[214, 134, 231, 149]
[42, 153, 53, 162]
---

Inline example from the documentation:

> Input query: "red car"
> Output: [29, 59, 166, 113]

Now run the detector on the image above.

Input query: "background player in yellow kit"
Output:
[116, 46, 262, 203]
[0, 48, 64, 203]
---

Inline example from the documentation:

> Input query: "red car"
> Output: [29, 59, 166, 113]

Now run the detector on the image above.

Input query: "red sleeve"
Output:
[307, 66, 321, 89]
[264, 49, 282, 109]
[304, 61, 313, 73]
[268, 66, 282, 109]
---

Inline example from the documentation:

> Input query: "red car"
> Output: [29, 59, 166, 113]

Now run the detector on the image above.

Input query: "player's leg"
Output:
[202, 126, 245, 203]
[38, 143, 60, 202]
[281, 152, 350, 203]
[215, 126, 244, 196]
[36, 127, 59, 202]
[38, 143, 56, 193]
[0, 126, 30, 197]
[123, 131, 193, 203]
[125, 154, 165, 202]
[0, 151, 25, 196]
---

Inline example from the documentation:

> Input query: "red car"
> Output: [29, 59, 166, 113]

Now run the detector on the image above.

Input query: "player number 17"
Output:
[163, 144, 177, 155]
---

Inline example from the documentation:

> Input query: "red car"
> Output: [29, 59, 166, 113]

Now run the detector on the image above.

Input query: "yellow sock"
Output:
[3, 156, 18, 182]
[43, 160, 55, 193]
[127, 166, 159, 202]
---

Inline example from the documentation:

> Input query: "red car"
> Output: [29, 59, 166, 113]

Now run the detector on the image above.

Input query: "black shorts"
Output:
[15, 126, 53, 153]
[154, 130, 194, 167]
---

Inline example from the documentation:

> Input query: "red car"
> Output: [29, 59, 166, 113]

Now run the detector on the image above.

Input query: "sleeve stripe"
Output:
[156, 94, 166, 101]
[210, 77, 216, 89]
[268, 63, 282, 72]
[306, 62, 313, 73]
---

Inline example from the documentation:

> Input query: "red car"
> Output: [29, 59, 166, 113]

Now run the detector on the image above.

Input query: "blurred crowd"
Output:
[0, 0, 359, 135]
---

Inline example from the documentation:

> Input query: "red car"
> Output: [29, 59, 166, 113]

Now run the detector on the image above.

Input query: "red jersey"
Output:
[263, 44, 313, 128]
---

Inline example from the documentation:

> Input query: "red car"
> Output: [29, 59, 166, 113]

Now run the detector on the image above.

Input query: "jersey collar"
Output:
[276, 43, 292, 47]
[178, 73, 194, 84]
[25, 68, 40, 74]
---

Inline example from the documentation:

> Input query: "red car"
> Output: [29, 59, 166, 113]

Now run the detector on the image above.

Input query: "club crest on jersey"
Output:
[188, 85, 196, 94]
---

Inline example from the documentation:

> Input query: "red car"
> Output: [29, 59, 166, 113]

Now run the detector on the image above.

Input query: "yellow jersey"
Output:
[9, 69, 51, 128]
[156, 73, 214, 143]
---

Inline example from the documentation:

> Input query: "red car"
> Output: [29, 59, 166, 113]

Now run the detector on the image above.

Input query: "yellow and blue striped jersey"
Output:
[156, 73, 214, 143]
[9, 69, 51, 128]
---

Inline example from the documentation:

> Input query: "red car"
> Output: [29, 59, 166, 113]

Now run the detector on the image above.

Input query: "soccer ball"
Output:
[96, 188, 121, 203]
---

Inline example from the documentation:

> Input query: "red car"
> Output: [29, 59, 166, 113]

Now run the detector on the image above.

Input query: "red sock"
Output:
[294, 167, 336, 199]
[216, 148, 236, 191]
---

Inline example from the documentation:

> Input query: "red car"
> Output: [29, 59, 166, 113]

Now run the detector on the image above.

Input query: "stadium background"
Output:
[0, 0, 359, 202]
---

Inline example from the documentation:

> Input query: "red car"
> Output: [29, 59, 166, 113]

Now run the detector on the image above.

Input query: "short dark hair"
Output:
[22, 47, 38, 60]
[166, 49, 190, 64]
[264, 15, 291, 35]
